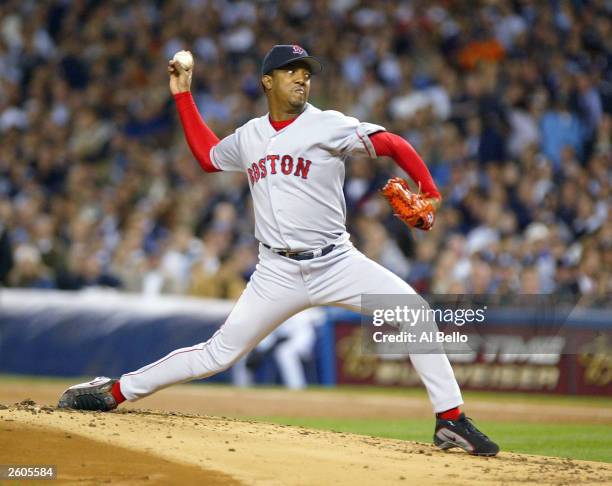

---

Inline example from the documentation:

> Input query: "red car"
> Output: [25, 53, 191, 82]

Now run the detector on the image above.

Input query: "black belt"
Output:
[262, 243, 335, 260]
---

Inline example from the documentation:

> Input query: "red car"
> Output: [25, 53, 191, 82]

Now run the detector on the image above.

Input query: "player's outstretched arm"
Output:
[169, 52, 221, 173]
[370, 131, 441, 210]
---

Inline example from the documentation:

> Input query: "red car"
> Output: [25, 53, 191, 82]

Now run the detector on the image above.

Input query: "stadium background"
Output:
[1, 0, 609, 299]
[0, 1, 611, 481]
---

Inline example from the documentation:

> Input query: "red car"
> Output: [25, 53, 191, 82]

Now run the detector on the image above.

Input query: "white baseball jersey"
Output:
[210, 103, 385, 250]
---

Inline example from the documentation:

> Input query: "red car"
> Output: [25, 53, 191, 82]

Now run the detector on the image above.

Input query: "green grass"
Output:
[248, 416, 612, 463]
[306, 385, 612, 408]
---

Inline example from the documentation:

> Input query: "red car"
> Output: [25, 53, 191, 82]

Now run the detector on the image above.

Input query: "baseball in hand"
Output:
[173, 50, 193, 70]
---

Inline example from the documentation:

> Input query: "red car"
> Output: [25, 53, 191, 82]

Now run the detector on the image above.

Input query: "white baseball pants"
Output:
[121, 241, 463, 413]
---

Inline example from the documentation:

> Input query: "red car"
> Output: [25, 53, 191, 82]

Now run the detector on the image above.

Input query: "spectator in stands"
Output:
[8, 244, 53, 288]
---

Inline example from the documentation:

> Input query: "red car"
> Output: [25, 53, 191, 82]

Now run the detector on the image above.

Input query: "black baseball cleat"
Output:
[434, 413, 499, 456]
[58, 377, 118, 411]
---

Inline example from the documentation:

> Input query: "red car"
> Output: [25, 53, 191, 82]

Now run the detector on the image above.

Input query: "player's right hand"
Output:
[168, 54, 193, 95]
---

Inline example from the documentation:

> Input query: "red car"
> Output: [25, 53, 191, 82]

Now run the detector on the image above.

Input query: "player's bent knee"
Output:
[208, 347, 247, 373]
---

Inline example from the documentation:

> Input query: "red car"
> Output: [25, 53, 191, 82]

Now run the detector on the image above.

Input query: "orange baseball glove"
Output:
[382, 177, 436, 231]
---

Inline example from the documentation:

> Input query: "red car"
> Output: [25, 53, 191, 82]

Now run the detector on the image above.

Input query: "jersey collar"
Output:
[266, 103, 312, 135]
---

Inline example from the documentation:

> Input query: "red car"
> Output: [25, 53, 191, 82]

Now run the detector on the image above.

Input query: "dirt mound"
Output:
[2, 400, 611, 485]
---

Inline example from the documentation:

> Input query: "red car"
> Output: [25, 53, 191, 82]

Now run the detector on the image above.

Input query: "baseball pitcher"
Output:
[59, 45, 499, 456]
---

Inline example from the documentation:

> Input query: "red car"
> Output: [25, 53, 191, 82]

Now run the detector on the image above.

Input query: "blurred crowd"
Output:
[0, 0, 610, 303]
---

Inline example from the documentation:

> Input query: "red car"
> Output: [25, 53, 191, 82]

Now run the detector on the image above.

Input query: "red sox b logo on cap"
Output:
[292, 45, 306, 55]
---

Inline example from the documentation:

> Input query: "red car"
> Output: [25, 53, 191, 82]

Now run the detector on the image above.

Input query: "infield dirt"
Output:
[2, 394, 612, 485]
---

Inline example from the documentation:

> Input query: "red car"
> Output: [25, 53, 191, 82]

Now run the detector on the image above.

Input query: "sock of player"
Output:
[111, 380, 126, 405]
[436, 407, 461, 421]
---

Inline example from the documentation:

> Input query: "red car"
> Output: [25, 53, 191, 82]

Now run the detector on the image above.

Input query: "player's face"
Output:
[267, 61, 312, 109]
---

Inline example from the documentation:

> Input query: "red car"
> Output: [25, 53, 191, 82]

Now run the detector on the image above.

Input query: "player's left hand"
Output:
[381, 177, 437, 231]
[427, 197, 441, 212]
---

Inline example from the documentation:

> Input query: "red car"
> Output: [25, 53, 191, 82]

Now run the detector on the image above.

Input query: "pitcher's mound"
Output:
[1, 401, 611, 485]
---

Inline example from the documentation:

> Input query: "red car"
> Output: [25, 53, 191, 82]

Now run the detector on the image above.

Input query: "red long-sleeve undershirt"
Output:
[369, 131, 440, 198]
[173, 92, 440, 198]
[174, 92, 221, 173]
